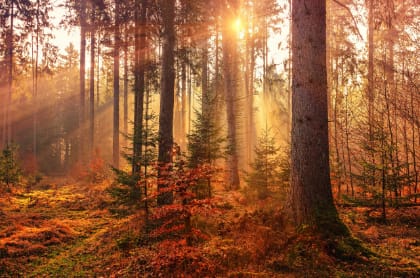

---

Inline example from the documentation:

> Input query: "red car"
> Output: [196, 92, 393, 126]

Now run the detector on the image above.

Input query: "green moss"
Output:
[326, 236, 374, 262]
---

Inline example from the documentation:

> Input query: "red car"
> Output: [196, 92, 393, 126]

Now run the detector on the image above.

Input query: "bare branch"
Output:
[332, 0, 364, 41]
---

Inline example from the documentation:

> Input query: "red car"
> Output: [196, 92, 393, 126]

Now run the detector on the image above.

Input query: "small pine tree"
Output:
[352, 121, 414, 221]
[0, 145, 22, 191]
[245, 128, 282, 199]
[108, 94, 159, 216]
[187, 93, 224, 198]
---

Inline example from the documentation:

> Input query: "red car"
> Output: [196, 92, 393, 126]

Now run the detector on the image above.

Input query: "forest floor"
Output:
[0, 177, 419, 277]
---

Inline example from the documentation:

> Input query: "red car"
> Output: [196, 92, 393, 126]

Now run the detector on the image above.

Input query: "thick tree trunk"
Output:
[113, 0, 120, 168]
[157, 0, 176, 206]
[289, 0, 346, 234]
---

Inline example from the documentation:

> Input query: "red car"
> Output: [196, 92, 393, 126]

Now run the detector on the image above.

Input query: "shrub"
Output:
[0, 145, 21, 191]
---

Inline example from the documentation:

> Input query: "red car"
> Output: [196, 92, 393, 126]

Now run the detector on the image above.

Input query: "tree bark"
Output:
[367, 0, 376, 188]
[132, 0, 147, 175]
[222, 1, 240, 190]
[89, 18, 95, 157]
[157, 0, 176, 205]
[123, 21, 128, 145]
[289, 0, 347, 234]
[113, 0, 120, 168]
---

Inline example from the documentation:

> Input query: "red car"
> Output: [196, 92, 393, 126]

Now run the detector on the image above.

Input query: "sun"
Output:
[232, 17, 244, 34]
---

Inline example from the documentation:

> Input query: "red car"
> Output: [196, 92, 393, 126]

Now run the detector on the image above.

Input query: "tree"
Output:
[0, 0, 34, 148]
[289, 0, 347, 235]
[132, 0, 147, 176]
[246, 128, 282, 199]
[187, 94, 225, 198]
[221, 0, 240, 190]
[157, 0, 176, 206]
[113, 0, 120, 168]
[31, 0, 53, 166]
[0, 144, 21, 190]
[79, 0, 87, 164]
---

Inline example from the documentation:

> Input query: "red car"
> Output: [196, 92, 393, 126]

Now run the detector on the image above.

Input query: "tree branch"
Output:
[332, 0, 364, 41]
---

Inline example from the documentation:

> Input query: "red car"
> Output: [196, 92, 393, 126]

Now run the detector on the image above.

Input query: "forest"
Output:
[0, 0, 419, 276]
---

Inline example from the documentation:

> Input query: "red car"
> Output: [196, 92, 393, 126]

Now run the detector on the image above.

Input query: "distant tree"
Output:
[1, 0, 33, 146]
[59, 43, 79, 170]
[30, 0, 53, 165]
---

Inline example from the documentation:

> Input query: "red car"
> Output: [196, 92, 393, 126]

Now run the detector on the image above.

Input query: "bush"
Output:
[0, 145, 21, 190]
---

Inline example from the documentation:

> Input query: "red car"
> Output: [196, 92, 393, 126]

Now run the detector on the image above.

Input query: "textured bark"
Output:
[289, 0, 345, 233]
[222, 1, 240, 190]
[113, 0, 120, 168]
[157, 0, 176, 205]
[132, 0, 147, 175]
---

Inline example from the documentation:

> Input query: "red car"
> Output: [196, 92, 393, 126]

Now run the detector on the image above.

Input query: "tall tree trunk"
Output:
[201, 40, 209, 117]
[132, 0, 147, 175]
[289, 0, 346, 234]
[89, 22, 95, 157]
[79, 0, 87, 162]
[287, 0, 292, 141]
[157, 0, 176, 206]
[222, 1, 240, 190]
[113, 0, 120, 168]
[96, 31, 100, 109]
[6, 1, 14, 145]
[244, 15, 256, 167]
[33, 0, 40, 165]
[410, 70, 418, 203]
[344, 93, 354, 195]
[181, 61, 187, 150]
[123, 22, 128, 144]
[367, 0, 376, 188]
